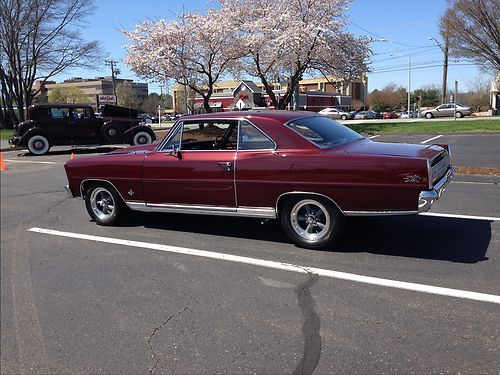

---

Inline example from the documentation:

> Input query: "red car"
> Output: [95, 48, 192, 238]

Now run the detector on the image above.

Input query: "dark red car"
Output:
[64, 111, 453, 249]
[383, 112, 399, 119]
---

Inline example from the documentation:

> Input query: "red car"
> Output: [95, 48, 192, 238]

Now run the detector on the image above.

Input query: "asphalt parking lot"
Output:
[1, 133, 499, 374]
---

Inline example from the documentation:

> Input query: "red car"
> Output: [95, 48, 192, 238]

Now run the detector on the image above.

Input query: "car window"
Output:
[50, 108, 69, 119]
[161, 120, 238, 151]
[436, 105, 446, 110]
[70, 107, 92, 119]
[286, 116, 364, 149]
[238, 121, 275, 150]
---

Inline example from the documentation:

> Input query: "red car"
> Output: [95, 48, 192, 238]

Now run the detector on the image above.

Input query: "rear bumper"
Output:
[418, 168, 454, 213]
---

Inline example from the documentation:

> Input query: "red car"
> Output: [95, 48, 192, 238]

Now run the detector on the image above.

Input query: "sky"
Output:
[55, 0, 490, 94]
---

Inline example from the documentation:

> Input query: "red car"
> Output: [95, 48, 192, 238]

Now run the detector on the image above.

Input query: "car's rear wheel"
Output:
[456, 111, 463, 118]
[280, 196, 345, 249]
[425, 112, 433, 119]
[85, 183, 126, 226]
[341, 114, 347, 120]
[27, 134, 50, 155]
[132, 130, 153, 145]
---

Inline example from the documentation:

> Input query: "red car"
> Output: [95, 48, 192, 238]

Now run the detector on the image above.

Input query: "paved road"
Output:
[1, 136, 499, 374]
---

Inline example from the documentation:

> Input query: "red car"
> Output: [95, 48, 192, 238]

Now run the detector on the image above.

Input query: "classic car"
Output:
[64, 111, 454, 249]
[9, 103, 156, 155]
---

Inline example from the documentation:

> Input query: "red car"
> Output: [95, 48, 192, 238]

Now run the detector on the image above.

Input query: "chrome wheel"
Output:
[89, 187, 115, 221]
[290, 199, 331, 241]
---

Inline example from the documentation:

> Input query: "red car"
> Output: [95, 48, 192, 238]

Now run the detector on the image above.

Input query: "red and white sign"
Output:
[97, 94, 116, 104]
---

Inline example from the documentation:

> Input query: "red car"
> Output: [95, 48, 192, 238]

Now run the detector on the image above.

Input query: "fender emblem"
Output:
[128, 189, 135, 196]
[402, 174, 422, 183]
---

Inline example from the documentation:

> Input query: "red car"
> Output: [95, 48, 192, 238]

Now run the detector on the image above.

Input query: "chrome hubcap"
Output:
[90, 187, 115, 221]
[290, 199, 331, 241]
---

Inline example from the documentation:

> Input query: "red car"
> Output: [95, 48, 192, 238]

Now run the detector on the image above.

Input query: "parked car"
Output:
[420, 103, 472, 119]
[318, 107, 353, 120]
[64, 111, 453, 249]
[354, 110, 376, 119]
[10, 104, 156, 155]
[383, 112, 399, 119]
[400, 111, 414, 119]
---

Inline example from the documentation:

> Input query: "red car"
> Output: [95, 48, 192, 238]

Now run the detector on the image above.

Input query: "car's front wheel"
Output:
[85, 183, 126, 226]
[425, 112, 433, 119]
[280, 196, 345, 249]
[341, 114, 347, 120]
[27, 134, 50, 155]
[456, 111, 463, 118]
[132, 130, 153, 145]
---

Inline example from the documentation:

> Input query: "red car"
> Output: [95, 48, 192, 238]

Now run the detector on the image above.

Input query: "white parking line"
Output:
[421, 212, 500, 221]
[420, 134, 443, 144]
[4, 159, 59, 165]
[28, 227, 500, 304]
[368, 135, 380, 139]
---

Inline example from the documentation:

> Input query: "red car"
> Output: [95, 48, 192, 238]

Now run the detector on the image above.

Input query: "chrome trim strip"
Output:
[276, 191, 345, 216]
[79, 179, 128, 202]
[344, 210, 418, 216]
[126, 202, 276, 219]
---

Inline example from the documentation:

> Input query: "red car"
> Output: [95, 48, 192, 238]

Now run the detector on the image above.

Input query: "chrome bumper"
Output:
[418, 168, 454, 213]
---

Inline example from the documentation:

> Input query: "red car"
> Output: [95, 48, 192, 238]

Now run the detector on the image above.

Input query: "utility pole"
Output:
[104, 60, 119, 99]
[429, 35, 449, 104]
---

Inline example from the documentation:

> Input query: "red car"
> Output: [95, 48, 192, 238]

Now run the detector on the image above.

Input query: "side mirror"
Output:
[165, 145, 182, 160]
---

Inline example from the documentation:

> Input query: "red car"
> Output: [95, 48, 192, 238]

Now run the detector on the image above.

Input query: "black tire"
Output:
[280, 195, 345, 249]
[341, 114, 347, 120]
[27, 134, 50, 155]
[455, 111, 463, 118]
[132, 130, 153, 145]
[425, 112, 433, 119]
[84, 183, 126, 226]
[101, 123, 123, 142]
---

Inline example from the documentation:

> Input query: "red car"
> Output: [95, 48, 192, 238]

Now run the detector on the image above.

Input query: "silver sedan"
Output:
[421, 103, 472, 119]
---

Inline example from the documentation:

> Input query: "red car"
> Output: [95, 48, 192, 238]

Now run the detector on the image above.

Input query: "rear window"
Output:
[286, 116, 364, 148]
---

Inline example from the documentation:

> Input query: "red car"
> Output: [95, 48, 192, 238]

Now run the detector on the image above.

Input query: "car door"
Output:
[141, 120, 237, 208]
[68, 107, 100, 141]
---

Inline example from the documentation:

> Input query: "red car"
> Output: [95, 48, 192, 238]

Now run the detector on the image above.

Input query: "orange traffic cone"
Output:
[70, 152, 75, 160]
[0, 153, 6, 171]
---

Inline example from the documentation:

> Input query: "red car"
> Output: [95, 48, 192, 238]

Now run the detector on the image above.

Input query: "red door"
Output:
[141, 150, 236, 207]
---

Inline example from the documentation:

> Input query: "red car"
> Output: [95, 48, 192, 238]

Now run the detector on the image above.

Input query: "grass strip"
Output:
[347, 119, 500, 133]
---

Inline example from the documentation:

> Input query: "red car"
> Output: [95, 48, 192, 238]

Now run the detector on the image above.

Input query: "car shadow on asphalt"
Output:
[339, 215, 490, 263]
[17, 146, 126, 157]
[122, 212, 490, 264]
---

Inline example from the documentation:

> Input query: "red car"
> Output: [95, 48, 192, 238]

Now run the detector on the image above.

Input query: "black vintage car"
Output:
[9, 103, 156, 155]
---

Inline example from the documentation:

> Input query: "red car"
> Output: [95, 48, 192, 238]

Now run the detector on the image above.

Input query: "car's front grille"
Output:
[431, 150, 450, 184]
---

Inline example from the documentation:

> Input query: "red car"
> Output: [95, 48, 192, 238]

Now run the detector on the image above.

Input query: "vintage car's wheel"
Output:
[280, 196, 344, 249]
[101, 123, 123, 142]
[425, 112, 433, 119]
[85, 184, 126, 226]
[27, 134, 50, 155]
[456, 111, 463, 118]
[132, 130, 153, 145]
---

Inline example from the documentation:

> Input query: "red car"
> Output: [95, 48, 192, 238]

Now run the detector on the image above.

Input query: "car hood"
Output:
[107, 142, 158, 155]
[335, 138, 443, 159]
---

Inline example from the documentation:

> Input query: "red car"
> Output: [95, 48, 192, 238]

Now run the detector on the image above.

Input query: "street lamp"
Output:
[429, 36, 449, 104]
[391, 53, 411, 118]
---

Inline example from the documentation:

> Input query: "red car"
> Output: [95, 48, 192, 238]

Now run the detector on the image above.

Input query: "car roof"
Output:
[29, 103, 92, 109]
[180, 110, 319, 124]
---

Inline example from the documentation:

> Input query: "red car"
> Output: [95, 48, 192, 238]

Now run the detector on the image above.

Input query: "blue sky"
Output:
[57, 0, 488, 94]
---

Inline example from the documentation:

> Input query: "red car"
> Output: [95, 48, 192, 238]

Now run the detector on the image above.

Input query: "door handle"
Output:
[217, 162, 233, 172]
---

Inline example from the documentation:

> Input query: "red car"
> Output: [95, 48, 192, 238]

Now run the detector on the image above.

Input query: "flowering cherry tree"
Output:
[218, 0, 371, 109]
[124, 10, 243, 113]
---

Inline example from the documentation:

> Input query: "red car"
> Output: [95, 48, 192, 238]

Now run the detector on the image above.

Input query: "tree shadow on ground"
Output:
[123, 212, 491, 264]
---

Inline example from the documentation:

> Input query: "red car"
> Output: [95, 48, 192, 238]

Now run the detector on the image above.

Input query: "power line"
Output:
[349, 21, 427, 48]
[369, 63, 480, 74]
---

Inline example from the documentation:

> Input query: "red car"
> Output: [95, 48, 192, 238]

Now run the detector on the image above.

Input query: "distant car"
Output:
[383, 112, 399, 119]
[9, 104, 156, 155]
[420, 103, 472, 119]
[318, 107, 353, 120]
[64, 111, 454, 249]
[354, 111, 376, 119]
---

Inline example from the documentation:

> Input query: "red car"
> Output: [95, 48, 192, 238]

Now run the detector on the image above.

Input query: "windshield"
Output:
[286, 116, 364, 149]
